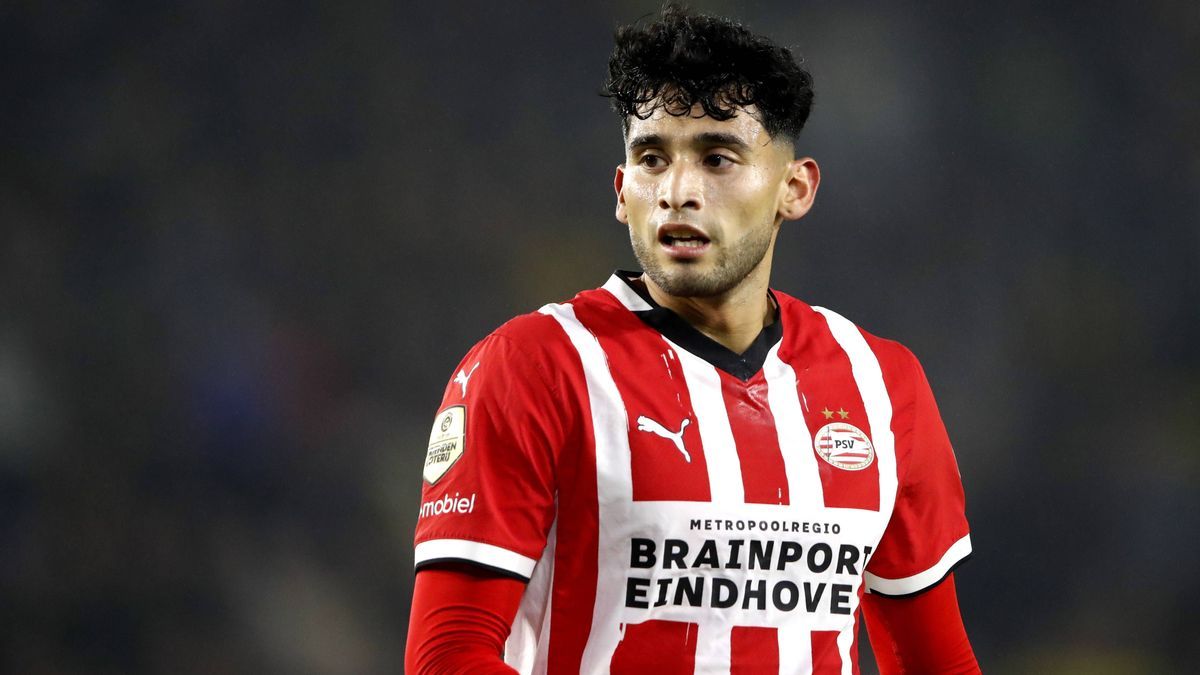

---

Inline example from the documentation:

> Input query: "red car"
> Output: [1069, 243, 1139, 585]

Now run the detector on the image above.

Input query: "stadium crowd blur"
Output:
[3, 1, 1197, 673]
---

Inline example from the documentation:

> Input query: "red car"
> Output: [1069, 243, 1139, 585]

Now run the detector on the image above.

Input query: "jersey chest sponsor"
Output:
[625, 532, 871, 616]
[603, 502, 887, 629]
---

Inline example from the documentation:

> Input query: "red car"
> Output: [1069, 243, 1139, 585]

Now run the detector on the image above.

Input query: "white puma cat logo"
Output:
[636, 415, 692, 463]
[454, 362, 480, 397]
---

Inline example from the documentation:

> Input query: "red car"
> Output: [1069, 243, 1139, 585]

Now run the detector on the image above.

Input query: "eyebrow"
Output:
[627, 131, 753, 152]
[627, 134, 664, 150]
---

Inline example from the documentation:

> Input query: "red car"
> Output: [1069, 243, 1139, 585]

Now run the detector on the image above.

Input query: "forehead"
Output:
[625, 103, 773, 149]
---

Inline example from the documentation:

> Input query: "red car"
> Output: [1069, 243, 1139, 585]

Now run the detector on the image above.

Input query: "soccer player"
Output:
[407, 5, 979, 674]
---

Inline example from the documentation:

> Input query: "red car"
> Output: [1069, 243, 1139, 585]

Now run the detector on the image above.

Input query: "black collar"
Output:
[614, 271, 782, 382]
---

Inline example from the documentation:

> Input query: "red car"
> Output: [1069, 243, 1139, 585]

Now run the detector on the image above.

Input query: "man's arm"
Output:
[406, 563, 525, 674]
[410, 323, 572, 672]
[861, 573, 980, 674]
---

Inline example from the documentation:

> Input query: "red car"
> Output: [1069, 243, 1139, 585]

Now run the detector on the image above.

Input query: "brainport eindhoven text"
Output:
[625, 536, 874, 615]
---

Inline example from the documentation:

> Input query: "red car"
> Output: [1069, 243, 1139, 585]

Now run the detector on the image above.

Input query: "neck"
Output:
[640, 266, 775, 355]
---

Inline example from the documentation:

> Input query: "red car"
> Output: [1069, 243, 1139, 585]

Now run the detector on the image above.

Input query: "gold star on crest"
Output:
[821, 407, 835, 419]
[837, 408, 850, 419]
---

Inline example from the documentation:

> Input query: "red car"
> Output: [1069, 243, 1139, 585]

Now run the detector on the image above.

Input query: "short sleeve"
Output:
[413, 328, 570, 581]
[865, 350, 972, 597]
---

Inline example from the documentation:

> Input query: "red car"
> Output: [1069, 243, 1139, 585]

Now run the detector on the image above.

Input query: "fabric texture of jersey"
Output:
[413, 272, 972, 675]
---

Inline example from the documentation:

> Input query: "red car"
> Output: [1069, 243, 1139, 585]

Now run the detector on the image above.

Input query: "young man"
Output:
[407, 6, 979, 674]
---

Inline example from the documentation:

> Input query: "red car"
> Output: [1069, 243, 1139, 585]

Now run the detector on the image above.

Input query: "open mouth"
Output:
[657, 224, 711, 258]
[661, 234, 709, 248]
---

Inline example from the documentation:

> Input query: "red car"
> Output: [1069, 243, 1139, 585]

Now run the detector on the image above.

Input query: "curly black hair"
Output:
[603, 3, 814, 144]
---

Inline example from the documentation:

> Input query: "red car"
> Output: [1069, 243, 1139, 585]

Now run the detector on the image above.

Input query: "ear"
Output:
[778, 158, 820, 221]
[614, 164, 629, 224]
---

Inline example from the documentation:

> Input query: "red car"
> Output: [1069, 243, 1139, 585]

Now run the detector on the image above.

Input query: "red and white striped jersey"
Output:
[414, 272, 971, 675]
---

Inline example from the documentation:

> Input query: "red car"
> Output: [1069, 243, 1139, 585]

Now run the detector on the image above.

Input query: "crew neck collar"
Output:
[604, 270, 782, 381]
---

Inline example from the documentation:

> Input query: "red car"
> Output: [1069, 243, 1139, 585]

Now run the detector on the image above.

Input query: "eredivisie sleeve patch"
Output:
[424, 405, 465, 484]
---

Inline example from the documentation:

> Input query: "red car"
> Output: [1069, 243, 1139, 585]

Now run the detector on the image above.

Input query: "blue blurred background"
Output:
[2, 1, 1197, 672]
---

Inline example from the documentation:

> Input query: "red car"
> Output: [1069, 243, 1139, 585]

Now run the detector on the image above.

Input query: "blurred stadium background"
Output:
[2, 1, 1197, 672]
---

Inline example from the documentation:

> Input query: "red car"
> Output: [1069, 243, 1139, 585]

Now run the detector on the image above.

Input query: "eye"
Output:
[638, 154, 664, 169]
[703, 153, 733, 168]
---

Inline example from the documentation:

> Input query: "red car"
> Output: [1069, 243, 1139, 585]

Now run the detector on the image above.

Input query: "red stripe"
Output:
[721, 371, 790, 505]
[796, 313, 880, 510]
[610, 620, 698, 675]
[811, 630, 843, 674]
[731, 625, 779, 674]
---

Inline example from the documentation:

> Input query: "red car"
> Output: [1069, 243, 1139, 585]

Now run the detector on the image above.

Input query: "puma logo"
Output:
[636, 415, 692, 463]
[454, 362, 480, 397]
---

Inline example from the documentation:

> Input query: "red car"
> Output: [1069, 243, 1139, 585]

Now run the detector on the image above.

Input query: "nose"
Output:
[659, 162, 703, 211]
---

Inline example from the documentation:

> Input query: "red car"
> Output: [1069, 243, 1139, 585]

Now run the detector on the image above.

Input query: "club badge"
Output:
[424, 405, 466, 484]
[814, 422, 875, 471]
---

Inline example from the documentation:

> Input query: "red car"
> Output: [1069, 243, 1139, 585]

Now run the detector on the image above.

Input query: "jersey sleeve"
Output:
[406, 565, 525, 674]
[865, 348, 972, 597]
[861, 573, 979, 673]
[413, 327, 571, 581]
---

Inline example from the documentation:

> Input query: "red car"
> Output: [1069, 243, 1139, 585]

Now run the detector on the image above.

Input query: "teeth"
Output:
[667, 237, 706, 248]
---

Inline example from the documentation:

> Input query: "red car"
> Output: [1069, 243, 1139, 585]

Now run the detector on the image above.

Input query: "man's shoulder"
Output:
[774, 290, 921, 373]
[489, 285, 614, 343]
[491, 310, 567, 346]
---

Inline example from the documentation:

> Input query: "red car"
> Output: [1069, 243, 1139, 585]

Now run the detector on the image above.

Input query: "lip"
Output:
[656, 223, 711, 260]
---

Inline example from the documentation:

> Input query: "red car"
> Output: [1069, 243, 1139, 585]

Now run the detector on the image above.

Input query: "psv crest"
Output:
[814, 422, 875, 471]
[424, 405, 466, 483]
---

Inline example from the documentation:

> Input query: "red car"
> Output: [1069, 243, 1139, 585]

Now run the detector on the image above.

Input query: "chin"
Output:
[652, 268, 732, 298]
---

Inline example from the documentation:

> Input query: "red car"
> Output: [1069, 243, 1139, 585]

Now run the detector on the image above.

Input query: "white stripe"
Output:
[837, 621, 855, 675]
[763, 343, 823, 510]
[865, 533, 973, 596]
[777, 626, 812, 675]
[602, 274, 653, 311]
[694, 622, 731, 674]
[505, 515, 557, 675]
[414, 539, 537, 578]
[668, 338, 744, 504]
[539, 303, 632, 505]
[538, 302, 630, 673]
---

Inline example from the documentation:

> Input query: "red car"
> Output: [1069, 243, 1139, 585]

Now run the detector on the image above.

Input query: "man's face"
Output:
[615, 104, 813, 299]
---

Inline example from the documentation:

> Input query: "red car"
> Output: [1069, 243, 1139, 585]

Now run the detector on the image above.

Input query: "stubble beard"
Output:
[630, 222, 775, 298]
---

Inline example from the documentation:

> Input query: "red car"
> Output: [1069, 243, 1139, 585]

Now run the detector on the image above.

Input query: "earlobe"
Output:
[614, 165, 628, 223]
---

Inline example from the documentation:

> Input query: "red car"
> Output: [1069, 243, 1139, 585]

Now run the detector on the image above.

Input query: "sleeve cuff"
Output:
[864, 533, 972, 598]
[414, 539, 538, 581]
